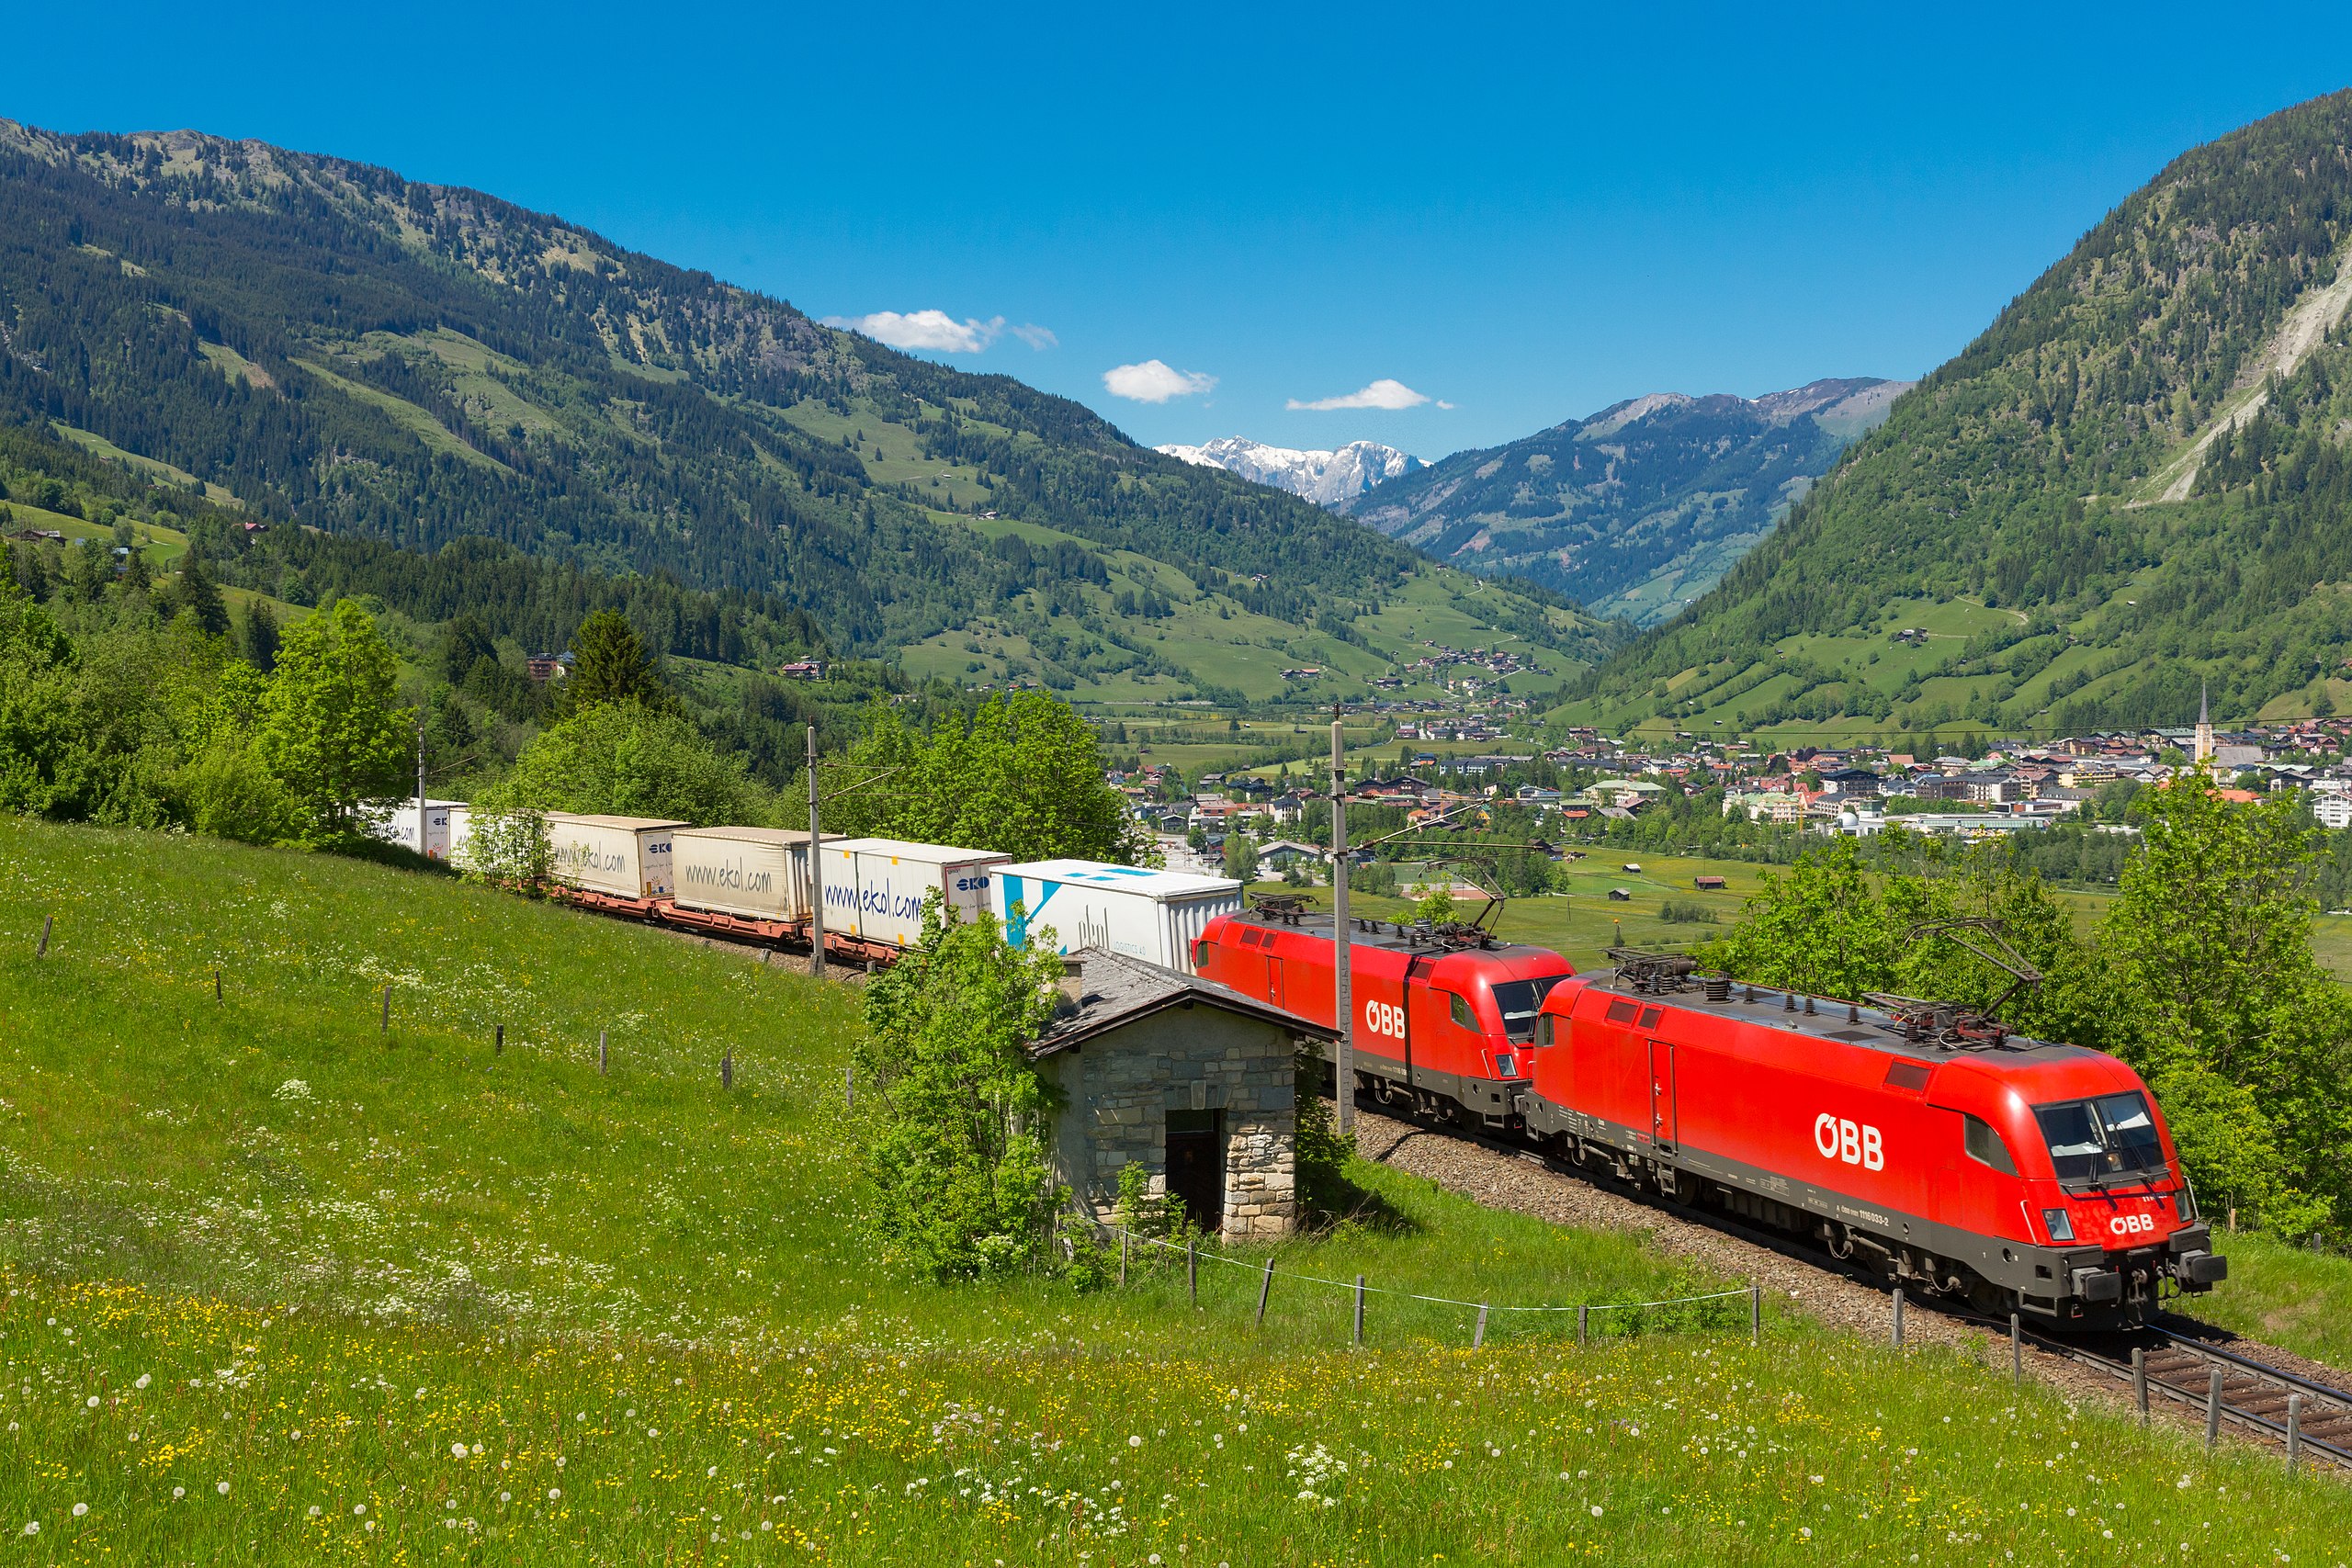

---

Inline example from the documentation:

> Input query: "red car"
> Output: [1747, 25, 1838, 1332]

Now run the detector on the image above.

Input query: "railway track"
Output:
[1351, 1092, 2352, 1472]
[2033, 1325, 2352, 1471]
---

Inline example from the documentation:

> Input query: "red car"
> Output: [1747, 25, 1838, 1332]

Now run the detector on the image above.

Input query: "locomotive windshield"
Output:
[1492, 975, 1573, 1043]
[2034, 1092, 2167, 1185]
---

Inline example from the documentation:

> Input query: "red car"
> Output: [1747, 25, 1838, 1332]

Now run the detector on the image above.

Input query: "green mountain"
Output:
[0, 119, 1613, 704]
[1351, 378, 1906, 626]
[1561, 89, 2352, 742]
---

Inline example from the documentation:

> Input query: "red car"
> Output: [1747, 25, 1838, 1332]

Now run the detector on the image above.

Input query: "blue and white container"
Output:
[816, 838, 1009, 949]
[992, 860, 1243, 974]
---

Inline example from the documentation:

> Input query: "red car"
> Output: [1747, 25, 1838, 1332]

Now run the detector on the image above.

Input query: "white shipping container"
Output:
[671, 826, 813, 922]
[546, 813, 687, 899]
[359, 798, 465, 861]
[992, 860, 1243, 975]
[816, 838, 1009, 949]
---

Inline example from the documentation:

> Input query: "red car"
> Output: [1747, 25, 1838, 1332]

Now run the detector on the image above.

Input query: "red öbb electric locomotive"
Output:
[1519, 954, 2224, 1326]
[1192, 899, 1577, 1126]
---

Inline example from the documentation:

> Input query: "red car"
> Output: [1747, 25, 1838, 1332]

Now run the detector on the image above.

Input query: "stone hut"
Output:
[1030, 947, 1335, 1238]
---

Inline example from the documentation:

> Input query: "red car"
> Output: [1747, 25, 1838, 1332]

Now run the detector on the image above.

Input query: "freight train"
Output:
[1192, 906, 2226, 1328]
[437, 804, 2224, 1328]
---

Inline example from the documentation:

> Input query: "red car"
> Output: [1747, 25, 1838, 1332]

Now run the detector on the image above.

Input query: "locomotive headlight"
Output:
[2041, 1208, 2075, 1243]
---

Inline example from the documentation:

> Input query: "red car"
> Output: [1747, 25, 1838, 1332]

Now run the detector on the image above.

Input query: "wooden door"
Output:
[1165, 1109, 1227, 1233]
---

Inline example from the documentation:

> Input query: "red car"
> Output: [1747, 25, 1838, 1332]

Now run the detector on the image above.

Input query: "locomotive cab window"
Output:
[1446, 991, 1476, 1029]
[1962, 1112, 2018, 1175]
[1534, 1015, 1556, 1047]
[2034, 1092, 2165, 1185]
[1491, 975, 1572, 1042]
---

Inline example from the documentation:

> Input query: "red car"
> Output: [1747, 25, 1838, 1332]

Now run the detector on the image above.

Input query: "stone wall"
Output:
[1040, 1005, 1297, 1237]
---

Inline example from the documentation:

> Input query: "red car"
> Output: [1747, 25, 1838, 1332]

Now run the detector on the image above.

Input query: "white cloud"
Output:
[1102, 359, 1218, 403]
[822, 309, 1006, 353]
[822, 310, 1057, 354]
[1286, 378, 1438, 412]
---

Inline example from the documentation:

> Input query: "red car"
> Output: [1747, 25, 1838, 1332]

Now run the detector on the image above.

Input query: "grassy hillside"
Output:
[0, 118, 1612, 694]
[1563, 89, 2352, 741]
[2, 819, 2347, 1562]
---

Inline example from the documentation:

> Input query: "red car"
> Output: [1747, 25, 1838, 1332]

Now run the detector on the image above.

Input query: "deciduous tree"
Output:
[853, 898, 1067, 1280]
[255, 600, 412, 840]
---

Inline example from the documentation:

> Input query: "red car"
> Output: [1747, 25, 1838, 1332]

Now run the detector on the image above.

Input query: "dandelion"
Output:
[707, 1466, 718, 1478]
[1591, 1506, 1603, 1517]
[1129, 1435, 1143, 1448]
[354, 1506, 367, 1516]
[451, 1441, 469, 1459]
[172, 1488, 185, 1500]
[134, 1374, 150, 1390]
[71, 1505, 86, 1518]
[500, 1493, 511, 1504]
[217, 1482, 231, 1495]
[1801, 1527, 1813, 1539]
[548, 1488, 561, 1501]
[21, 1523, 36, 1537]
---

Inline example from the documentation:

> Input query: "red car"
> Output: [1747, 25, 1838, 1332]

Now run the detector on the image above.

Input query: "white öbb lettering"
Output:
[2109, 1213, 2157, 1237]
[1362, 999, 1407, 1040]
[1813, 1112, 1884, 1171]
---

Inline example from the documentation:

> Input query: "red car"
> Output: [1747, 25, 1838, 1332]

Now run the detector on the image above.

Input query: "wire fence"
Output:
[1099, 1224, 1763, 1349]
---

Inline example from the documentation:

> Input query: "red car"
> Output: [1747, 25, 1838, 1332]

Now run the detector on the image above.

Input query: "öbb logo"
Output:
[1813, 1113, 1884, 1170]
[2109, 1213, 2158, 1237]
[1362, 999, 1407, 1040]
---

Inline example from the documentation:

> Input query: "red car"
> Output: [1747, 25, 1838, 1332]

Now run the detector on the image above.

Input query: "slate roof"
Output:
[1029, 947, 1338, 1059]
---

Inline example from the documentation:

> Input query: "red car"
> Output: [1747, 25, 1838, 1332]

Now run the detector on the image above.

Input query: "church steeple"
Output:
[2194, 678, 2215, 766]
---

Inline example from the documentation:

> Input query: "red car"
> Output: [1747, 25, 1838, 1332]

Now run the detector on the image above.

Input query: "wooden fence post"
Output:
[1473, 1303, 1487, 1349]
[721, 1051, 734, 1090]
[1891, 1287, 1904, 1348]
[1255, 1255, 1274, 1328]
[1352, 1275, 1365, 1346]
[494, 1023, 503, 1056]
[1187, 1239, 1198, 1306]
[36, 915, 51, 958]
[213, 967, 221, 1003]
[380, 986, 391, 1034]
[598, 1029, 608, 1076]
[1119, 1233, 1128, 1289]
[1577, 1304, 1589, 1348]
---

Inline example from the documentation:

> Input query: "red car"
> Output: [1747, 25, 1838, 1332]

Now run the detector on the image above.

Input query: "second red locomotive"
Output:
[1192, 902, 1577, 1126]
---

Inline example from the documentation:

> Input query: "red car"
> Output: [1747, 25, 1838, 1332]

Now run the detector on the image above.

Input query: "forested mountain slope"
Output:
[0, 119, 1610, 700]
[1353, 379, 1905, 626]
[1559, 90, 2352, 740]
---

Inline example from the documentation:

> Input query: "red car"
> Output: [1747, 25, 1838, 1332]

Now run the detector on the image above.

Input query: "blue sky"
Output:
[6, 3, 2352, 457]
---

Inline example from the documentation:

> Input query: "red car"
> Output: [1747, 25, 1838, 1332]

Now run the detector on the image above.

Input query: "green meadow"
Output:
[1, 818, 2346, 1563]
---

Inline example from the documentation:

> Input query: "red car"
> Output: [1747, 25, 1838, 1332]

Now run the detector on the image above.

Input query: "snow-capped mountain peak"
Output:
[1157, 436, 1425, 507]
